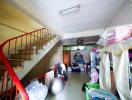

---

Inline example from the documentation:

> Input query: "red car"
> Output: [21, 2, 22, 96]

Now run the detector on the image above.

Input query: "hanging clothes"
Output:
[112, 50, 130, 100]
[99, 52, 111, 91]
[99, 38, 132, 100]
[90, 52, 97, 68]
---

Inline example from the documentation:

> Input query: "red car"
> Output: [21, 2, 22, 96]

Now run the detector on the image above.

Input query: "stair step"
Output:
[37, 39, 49, 41]
[34, 40, 48, 44]
[10, 54, 32, 60]
[18, 49, 37, 55]
[13, 66, 23, 72]
[25, 44, 43, 49]
[30, 42, 47, 46]
[32, 43, 47, 47]
[25, 40, 49, 49]
[8, 59, 24, 68]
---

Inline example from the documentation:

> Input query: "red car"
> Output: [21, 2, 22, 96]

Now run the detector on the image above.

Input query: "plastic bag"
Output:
[18, 80, 48, 100]
[98, 26, 132, 46]
[115, 26, 131, 41]
[100, 29, 116, 39]
[96, 38, 107, 46]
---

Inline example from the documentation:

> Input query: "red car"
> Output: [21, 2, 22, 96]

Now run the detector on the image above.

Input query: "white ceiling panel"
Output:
[8, 0, 128, 34]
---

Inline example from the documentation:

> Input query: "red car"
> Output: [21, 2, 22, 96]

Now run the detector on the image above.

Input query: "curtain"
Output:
[99, 38, 132, 99]
[112, 50, 130, 100]
[99, 52, 111, 90]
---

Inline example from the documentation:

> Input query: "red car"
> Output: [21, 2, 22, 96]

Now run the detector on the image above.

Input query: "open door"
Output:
[63, 51, 71, 67]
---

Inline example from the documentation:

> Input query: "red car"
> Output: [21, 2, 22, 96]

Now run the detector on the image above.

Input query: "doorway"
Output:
[63, 51, 71, 67]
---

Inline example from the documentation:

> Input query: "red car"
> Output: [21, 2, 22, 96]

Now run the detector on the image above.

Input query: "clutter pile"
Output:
[82, 25, 132, 100]
[18, 63, 67, 100]
[82, 67, 117, 100]
[54, 63, 68, 81]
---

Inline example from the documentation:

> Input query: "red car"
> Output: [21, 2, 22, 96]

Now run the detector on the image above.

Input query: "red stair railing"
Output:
[0, 28, 54, 100]
[0, 49, 28, 100]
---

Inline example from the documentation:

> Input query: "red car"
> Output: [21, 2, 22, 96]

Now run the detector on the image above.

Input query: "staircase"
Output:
[0, 28, 60, 100]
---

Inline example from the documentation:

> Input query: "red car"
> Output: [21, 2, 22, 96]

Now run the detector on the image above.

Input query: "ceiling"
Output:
[8, 0, 128, 34]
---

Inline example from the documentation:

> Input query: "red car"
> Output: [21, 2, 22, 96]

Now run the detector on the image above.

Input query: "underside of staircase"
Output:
[0, 28, 60, 100]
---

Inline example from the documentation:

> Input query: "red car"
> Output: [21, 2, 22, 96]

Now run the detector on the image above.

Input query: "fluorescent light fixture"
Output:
[59, 4, 80, 15]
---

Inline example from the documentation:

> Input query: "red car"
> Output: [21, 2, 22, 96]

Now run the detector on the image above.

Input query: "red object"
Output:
[0, 46, 29, 100]
[0, 28, 46, 100]
[1, 28, 45, 47]
[91, 48, 97, 52]
[36, 73, 46, 79]
[54, 66, 58, 74]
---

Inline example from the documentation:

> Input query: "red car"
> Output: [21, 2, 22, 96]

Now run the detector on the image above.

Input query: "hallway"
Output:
[46, 72, 90, 100]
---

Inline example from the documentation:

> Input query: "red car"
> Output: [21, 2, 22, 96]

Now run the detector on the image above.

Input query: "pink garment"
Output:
[90, 69, 99, 83]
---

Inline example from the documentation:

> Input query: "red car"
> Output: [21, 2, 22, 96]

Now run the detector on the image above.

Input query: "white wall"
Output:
[109, 2, 132, 27]
[62, 28, 104, 39]
[49, 44, 63, 67]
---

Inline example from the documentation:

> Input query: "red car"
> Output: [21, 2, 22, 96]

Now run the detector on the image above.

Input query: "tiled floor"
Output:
[46, 72, 90, 100]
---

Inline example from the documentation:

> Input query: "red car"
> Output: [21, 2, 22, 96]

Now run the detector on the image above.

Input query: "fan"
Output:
[77, 38, 83, 44]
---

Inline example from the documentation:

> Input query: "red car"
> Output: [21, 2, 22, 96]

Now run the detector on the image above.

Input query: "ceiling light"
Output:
[59, 4, 80, 15]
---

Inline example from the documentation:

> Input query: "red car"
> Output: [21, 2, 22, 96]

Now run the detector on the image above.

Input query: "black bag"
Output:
[63, 71, 68, 81]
